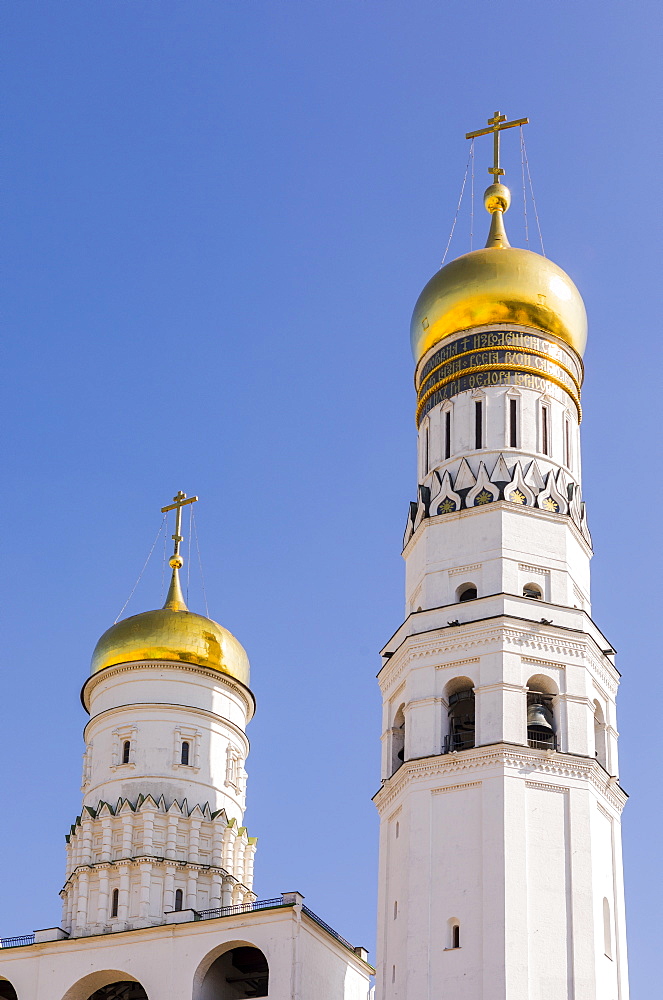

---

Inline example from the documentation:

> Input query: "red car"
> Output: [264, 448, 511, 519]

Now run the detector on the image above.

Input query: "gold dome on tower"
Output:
[90, 493, 250, 688]
[411, 182, 587, 365]
[411, 112, 587, 366]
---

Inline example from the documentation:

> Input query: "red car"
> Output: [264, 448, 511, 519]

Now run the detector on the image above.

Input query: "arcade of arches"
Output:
[0, 946, 270, 1000]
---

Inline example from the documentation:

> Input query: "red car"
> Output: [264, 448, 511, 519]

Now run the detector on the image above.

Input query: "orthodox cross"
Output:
[161, 490, 199, 559]
[466, 111, 529, 179]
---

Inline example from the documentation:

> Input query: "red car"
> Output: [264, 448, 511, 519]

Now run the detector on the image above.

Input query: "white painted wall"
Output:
[0, 902, 373, 1000]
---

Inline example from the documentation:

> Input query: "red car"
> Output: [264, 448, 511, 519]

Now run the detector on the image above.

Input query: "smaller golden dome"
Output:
[90, 566, 250, 687]
[411, 184, 587, 364]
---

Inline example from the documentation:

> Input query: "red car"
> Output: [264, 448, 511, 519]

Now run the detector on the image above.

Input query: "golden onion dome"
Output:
[90, 561, 250, 687]
[411, 183, 587, 365]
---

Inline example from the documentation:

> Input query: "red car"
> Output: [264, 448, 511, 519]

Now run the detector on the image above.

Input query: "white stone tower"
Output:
[61, 491, 258, 937]
[374, 115, 629, 1000]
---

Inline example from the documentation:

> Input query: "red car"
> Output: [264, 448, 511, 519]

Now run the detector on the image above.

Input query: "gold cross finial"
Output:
[466, 111, 529, 180]
[161, 490, 199, 565]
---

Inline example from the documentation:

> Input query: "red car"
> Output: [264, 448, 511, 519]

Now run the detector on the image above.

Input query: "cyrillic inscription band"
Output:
[415, 330, 583, 426]
[418, 329, 583, 387]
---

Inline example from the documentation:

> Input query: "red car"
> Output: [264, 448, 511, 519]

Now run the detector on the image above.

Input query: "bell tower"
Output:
[374, 116, 629, 1000]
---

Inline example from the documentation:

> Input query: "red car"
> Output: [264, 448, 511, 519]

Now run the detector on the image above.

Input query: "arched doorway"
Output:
[0, 980, 18, 1000]
[87, 987, 148, 1000]
[200, 946, 268, 999]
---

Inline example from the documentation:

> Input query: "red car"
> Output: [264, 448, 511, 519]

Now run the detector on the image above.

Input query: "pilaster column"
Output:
[163, 865, 175, 913]
[118, 864, 130, 923]
[210, 871, 222, 909]
[97, 867, 110, 925]
[139, 861, 152, 922]
[221, 877, 234, 907]
[81, 817, 93, 865]
[212, 824, 225, 867]
[223, 824, 236, 871]
[189, 818, 201, 862]
[186, 868, 199, 911]
[244, 842, 256, 890]
[75, 871, 90, 933]
[141, 811, 155, 855]
[234, 836, 245, 885]
[121, 814, 133, 859]
[101, 818, 112, 862]
[166, 815, 178, 860]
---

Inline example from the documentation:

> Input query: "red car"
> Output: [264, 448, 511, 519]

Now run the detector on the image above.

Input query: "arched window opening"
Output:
[458, 584, 477, 602]
[603, 897, 612, 959]
[391, 705, 406, 774]
[200, 946, 269, 999]
[447, 918, 461, 949]
[174, 888, 183, 911]
[87, 985, 148, 1000]
[527, 691, 556, 750]
[445, 679, 475, 752]
[0, 981, 19, 1000]
[110, 887, 119, 918]
[181, 740, 190, 766]
[523, 583, 542, 600]
[122, 740, 131, 765]
[594, 702, 608, 770]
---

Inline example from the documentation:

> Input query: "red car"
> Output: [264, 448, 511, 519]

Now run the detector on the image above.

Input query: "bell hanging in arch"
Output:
[527, 702, 554, 732]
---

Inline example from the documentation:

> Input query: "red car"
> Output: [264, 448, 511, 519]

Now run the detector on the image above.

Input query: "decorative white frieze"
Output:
[61, 793, 257, 936]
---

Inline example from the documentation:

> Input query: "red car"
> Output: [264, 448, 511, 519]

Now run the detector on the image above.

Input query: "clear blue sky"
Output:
[1, 1, 660, 993]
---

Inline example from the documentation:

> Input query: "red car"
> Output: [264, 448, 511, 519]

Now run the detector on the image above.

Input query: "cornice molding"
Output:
[62, 856, 245, 894]
[374, 746, 627, 814]
[431, 780, 482, 795]
[525, 780, 568, 794]
[82, 661, 255, 719]
[379, 617, 619, 698]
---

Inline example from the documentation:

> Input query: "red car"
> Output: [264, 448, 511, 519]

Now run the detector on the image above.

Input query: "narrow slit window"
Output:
[475, 401, 483, 449]
[181, 741, 190, 766]
[541, 405, 550, 456]
[424, 425, 430, 473]
[565, 419, 572, 468]
[452, 924, 460, 949]
[394, 900, 398, 919]
[174, 888, 183, 912]
[603, 898, 612, 958]
[444, 409, 451, 460]
[122, 740, 131, 765]
[509, 398, 518, 447]
[110, 888, 119, 918]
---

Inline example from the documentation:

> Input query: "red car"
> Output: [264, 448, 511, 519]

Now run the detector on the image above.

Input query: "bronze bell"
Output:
[527, 702, 553, 732]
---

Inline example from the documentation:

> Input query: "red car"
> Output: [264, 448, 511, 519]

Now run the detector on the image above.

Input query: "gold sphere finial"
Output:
[484, 183, 511, 215]
[169, 554, 184, 569]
